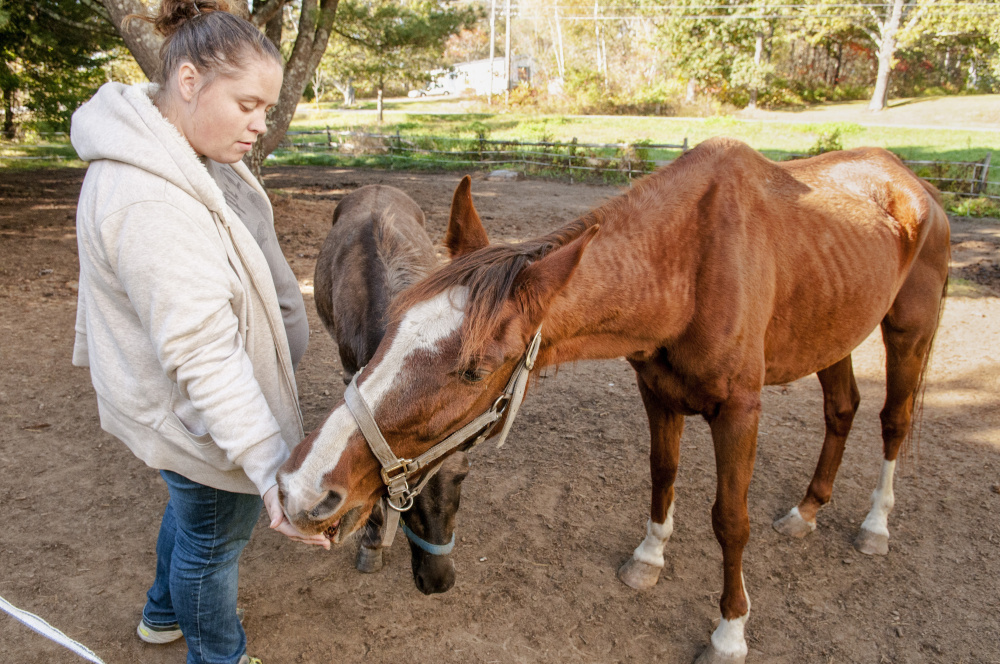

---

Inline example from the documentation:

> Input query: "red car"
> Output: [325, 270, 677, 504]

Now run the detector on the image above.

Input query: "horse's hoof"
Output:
[693, 644, 746, 664]
[617, 557, 662, 590]
[854, 528, 889, 556]
[772, 507, 816, 539]
[356, 546, 384, 573]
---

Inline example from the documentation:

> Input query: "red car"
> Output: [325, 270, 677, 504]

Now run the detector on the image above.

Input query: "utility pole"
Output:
[488, 0, 496, 104]
[504, 0, 511, 104]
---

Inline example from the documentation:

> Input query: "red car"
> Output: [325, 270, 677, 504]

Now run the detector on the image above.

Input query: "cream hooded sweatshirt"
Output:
[71, 82, 305, 496]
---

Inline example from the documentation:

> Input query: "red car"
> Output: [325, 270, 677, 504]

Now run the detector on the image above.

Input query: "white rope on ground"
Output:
[0, 594, 107, 664]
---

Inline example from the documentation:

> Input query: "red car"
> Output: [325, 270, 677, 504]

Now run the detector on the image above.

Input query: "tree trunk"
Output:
[686, 79, 696, 103]
[504, 0, 512, 101]
[248, 0, 340, 178]
[868, 0, 904, 112]
[833, 42, 843, 86]
[748, 30, 764, 111]
[554, 7, 565, 80]
[488, 0, 496, 103]
[3, 86, 16, 139]
[264, 8, 282, 50]
[100, 0, 164, 81]
[345, 78, 355, 106]
[101, 0, 340, 183]
[377, 88, 384, 123]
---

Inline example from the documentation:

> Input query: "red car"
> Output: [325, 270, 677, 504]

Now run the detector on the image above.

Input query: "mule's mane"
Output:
[373, 212, 434, 298]
[391, 219, 591, 365]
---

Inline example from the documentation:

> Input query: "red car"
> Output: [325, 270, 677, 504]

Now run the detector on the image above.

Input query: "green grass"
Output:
[0, 138, 85, 169]
[7, 100, 1000, 214]
[288, 110, 1000, 163]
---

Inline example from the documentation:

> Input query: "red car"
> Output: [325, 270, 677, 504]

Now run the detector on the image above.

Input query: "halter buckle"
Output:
[381, 458, 415, 486]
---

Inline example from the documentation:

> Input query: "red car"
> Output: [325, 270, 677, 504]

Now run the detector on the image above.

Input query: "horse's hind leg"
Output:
[618, 371, 683, 591]
[774, 355, 860, 538]
[856, 267, 945, 555]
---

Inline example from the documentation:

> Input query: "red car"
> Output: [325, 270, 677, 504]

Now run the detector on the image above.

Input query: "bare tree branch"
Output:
[34, 3, 119, 37]
[251, 0, 286, 28]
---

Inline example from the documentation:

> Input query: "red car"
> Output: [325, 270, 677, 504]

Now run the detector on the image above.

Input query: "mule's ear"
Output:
[514, 225, 599, 326]
[445, 175, 490, 258]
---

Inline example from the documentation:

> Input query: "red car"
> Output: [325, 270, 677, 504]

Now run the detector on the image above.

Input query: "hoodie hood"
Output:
[71, 82, 229, 215]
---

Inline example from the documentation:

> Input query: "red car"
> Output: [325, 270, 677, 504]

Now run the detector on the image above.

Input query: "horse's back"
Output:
[622, 139, 949, 386]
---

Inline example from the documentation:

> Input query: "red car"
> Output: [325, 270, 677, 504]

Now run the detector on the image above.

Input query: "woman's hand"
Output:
[263, 485, 331, 549]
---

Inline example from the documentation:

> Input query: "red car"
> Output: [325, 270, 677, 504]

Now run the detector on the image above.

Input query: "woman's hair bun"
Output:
[126, 0, 280, 85]
[151, 0, 231, 38]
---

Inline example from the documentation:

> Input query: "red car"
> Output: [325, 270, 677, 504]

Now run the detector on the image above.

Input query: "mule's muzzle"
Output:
[411, 550, 456, 595]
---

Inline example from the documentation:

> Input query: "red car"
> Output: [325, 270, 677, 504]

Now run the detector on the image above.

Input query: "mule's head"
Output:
[277, 176, 598, 543]
[404, 451, 469, 594]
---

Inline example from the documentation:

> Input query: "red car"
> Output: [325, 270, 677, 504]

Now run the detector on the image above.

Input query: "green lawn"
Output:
[5, 96, 999, 216]
[289, 108, 1000, 163]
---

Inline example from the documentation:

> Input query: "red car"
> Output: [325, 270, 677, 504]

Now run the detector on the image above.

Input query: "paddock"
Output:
[1, 166, 998, 663]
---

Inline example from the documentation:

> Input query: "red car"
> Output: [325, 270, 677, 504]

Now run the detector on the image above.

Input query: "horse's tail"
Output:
[903, 194, 950, 462]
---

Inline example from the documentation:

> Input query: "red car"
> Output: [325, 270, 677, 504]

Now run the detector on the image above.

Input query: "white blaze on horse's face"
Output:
[278, 287, 468, 531]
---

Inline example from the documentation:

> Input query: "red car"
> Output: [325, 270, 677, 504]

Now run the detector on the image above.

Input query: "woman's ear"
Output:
[176, 61, 201, 103]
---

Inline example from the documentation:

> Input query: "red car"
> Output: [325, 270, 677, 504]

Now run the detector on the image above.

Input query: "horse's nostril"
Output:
[308, 490, 344, 520]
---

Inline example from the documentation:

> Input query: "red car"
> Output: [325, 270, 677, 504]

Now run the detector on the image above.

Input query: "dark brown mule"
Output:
[280, 139, 950, 662]
[314, 184, 469, 594]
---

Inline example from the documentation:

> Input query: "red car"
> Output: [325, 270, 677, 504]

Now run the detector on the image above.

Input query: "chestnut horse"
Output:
[279, 138, 950, 662]
[314, 184, 469, 594]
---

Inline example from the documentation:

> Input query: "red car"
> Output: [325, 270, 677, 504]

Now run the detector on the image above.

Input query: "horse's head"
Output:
[278, 177, 598, 543]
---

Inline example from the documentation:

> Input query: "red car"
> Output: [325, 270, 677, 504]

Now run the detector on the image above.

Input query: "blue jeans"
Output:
[142, 470, 262, 664]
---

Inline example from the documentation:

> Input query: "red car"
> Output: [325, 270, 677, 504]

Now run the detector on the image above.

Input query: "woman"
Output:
[70, 1, 328, 662]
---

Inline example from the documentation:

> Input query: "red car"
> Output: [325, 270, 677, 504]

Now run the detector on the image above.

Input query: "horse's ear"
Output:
[445, 175, 490, 258]
[514, 225, 599, 326]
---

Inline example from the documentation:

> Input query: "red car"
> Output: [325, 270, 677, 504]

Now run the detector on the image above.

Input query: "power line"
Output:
[513, 2, 999, 8]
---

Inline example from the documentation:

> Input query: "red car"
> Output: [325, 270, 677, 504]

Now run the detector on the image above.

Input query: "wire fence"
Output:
[273, 129, 998, 198]
[274, 129, 689, 183]
[4, 129, 995, 198]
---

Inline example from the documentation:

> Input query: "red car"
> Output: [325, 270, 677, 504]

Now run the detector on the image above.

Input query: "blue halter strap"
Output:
[400, 519, 456, 556]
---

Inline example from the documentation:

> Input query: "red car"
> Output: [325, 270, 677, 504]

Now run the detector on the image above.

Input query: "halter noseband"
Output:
[343, 328, 542, 546]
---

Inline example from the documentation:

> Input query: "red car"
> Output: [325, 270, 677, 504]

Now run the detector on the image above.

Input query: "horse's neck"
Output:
[537, 204, 697, 368]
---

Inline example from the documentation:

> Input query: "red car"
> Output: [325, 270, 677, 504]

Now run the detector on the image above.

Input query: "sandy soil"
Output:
[1, 166, 999, 664]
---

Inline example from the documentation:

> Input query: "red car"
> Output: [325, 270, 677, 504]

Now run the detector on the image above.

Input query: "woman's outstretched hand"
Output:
[263, 485, 331, 549]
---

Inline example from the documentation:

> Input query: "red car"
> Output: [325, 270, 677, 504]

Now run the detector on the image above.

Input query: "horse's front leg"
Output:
[356, 500, 386, 573]
[618, 375, 683, 590]
[696, 393, 760, 664]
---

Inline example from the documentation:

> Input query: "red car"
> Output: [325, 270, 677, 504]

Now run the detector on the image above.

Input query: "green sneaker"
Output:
[136, 618, 183, 644]
[237, 656, 262, 664]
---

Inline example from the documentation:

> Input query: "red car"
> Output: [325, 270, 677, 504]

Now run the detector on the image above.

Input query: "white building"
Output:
[422, 56, 534, 97]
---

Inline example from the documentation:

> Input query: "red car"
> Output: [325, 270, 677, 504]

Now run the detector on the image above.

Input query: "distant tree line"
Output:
[2, 0, 996, 154]
[435, 0, 1000, 113]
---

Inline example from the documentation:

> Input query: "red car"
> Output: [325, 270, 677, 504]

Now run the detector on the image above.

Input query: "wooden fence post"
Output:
[976, 152, 992, 195]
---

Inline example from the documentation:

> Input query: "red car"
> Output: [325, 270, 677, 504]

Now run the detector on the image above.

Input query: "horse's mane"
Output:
[391, 218, 592, 365]
[389, 140, 737, 365]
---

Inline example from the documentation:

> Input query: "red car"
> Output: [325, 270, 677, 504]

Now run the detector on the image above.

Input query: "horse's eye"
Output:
[460, 368, 489, 383]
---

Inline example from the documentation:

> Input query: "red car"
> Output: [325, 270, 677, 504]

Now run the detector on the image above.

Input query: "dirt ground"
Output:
[2, 166, 999, 664]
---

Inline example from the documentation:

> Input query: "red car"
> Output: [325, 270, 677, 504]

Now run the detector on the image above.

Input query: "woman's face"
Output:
[169, 56, 284, 164]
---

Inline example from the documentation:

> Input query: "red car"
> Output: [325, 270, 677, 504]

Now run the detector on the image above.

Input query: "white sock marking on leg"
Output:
[632, 503, 675, 567]
[710, 574, 751, 658]
[786, 505, 816, 529]
[860, 459, 896, 537]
